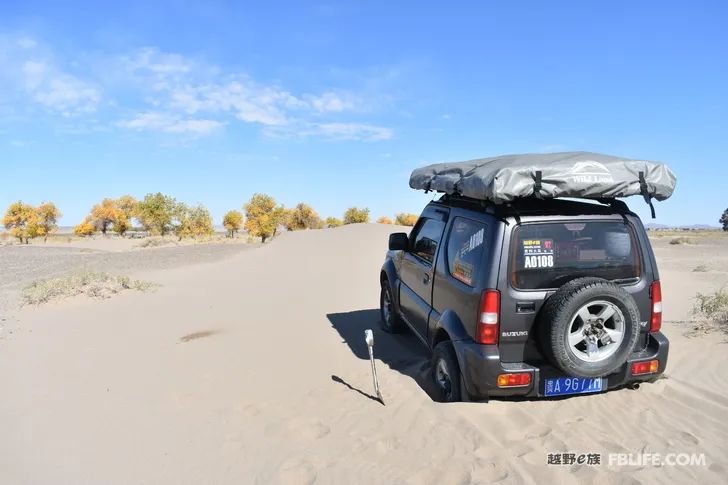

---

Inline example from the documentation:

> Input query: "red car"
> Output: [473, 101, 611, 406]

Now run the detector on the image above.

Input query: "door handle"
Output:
[422, 273, 430, 284]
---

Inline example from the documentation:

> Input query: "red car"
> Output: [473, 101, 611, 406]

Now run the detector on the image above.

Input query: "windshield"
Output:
[511, 221, 641, 290]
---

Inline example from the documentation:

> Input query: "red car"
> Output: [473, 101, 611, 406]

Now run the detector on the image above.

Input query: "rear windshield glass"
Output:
[511, 221, 640, 290]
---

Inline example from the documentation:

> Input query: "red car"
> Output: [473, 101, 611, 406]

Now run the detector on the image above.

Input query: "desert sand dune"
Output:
[1, 224, 726, 484]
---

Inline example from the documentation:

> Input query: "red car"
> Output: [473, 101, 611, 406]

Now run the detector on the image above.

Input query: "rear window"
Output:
[511, 221, 640, 290]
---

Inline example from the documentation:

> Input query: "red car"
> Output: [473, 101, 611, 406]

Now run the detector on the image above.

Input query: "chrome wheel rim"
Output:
[382, 287, 392, 324]
[568, 300, 625, 363]
[435, 359, 452, 399]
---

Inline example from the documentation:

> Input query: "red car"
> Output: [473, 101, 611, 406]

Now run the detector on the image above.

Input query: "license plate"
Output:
[544, 377, 603, 397]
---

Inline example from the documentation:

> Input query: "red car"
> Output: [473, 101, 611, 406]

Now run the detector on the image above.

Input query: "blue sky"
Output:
[1, 1, 726, 226]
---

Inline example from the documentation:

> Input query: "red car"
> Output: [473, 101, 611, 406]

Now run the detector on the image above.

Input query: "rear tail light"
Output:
[650, 281, 662, 333]
[477, 289, 500, 344]
[631, 359, 659, 375]
[497, 372, 532, 387]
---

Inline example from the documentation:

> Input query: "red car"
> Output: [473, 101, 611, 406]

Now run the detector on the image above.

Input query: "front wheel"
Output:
[432, 341, 462, 402]
[380, 280, 404, 333]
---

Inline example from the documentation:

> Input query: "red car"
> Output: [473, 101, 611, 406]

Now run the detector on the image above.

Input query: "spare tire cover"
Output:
[539, 277, 641, 378]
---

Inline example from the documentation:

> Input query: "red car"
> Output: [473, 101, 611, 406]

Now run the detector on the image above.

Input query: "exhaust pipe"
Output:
[627, 382, 640, 390]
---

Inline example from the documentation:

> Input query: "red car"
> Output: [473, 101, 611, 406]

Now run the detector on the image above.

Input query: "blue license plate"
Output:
[544, 377, 603, 397]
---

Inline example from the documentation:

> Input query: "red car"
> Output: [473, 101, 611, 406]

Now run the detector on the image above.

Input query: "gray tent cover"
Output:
[409, 151, 676, 204]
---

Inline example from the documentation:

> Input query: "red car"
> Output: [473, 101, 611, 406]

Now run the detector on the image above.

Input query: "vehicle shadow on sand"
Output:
[327, 309, 439, 401]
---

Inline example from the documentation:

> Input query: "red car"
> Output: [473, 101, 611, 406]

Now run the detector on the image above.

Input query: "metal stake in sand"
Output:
[365, 329, 384, 405]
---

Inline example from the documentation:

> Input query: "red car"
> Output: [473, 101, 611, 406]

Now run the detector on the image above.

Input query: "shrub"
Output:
[692, 288, 728, 335]
[2, 201, 39, 243]
[693, 264, 709, 272]
[669, 237, 692, 245]
[244, 193, 283, 243]
[325, 217, 343, 228]
[137, 237, 176, 248]
[223, 210, 244, 237]
[285, 203, 322, 231]
[22, 272, 157, 305]
[395, 213, 418, 226]
[74, 221, 96, 237]
[377, 216, 393, 224]
[720, 208, 728, 231]
[343, 207, 370, 224]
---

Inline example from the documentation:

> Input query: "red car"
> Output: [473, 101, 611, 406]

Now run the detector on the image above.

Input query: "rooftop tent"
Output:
[409, 151, 676, 217]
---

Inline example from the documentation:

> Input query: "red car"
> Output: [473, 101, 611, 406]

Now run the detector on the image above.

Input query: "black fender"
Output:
[429, 309, 470, 347]
[380, 258, 401, 312]
[431, 309, 481, 399]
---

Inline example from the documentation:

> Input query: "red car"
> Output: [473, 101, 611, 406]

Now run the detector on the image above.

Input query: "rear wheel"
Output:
[539, 277, 640, 377]
[432, 341, 462, 402]
[380, 280, 404, 333]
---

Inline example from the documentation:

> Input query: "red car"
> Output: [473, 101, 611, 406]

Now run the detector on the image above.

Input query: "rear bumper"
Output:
[453, 331, 669, 401]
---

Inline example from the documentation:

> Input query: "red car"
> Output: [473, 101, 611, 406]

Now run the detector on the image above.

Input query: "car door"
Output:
[398, 213, 447, 341]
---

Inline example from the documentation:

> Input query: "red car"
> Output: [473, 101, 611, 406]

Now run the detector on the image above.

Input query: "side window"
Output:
[409, 218, 446, 265]
[447, 217, 487, 287]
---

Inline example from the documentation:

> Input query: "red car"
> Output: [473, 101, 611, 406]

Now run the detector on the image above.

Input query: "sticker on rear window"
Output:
[522, 239, 554, 269]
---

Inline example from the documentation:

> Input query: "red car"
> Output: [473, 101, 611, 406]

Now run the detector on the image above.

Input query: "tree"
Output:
[244, 193, 280, 243]
[271, 205, 287, 237]
[223, 210, 244, 237]
[175, 204, 214, 240]
[721, 208, 728, 231]
[114, 195, 138, 236]
[325, 217, 342, 228]
[89, 198, 122, 235]
[3, 201, 39, 243]
[343, 207, 370, 224]
[34, 202, 62, 242]
[377, 216, 393, 224]
[285, 203, 322, 231]
[74, 220, 96, 237]
[395, 213, 418, 226]
[136, 193, 179, 236]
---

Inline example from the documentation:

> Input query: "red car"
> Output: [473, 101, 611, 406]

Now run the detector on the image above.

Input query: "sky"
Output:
[1, 0, 726, 227]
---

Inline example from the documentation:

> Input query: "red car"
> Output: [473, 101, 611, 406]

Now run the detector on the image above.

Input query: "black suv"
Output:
[379, 195, 668, 402]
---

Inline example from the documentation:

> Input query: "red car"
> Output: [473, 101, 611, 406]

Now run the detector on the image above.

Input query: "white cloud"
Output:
[29, 66, 101, 116]
[306, 92, 358, 113]
[21, 60, 101, 116]
[2, 38, 392, 140]
[265, 122, 393, 141]
[117, 111, 223, 135]
[16, 37, 37, 49]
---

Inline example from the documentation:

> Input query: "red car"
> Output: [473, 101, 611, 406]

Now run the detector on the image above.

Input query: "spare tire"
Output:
[539, 277, 640, 378]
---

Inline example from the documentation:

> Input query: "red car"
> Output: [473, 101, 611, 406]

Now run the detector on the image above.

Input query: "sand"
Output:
[0, 225, 726, 484]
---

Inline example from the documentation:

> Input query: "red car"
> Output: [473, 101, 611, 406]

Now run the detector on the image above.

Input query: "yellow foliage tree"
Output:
[3, 201, 39, 243]
[377, 216, 393, 224]
[223, 210, 244, 237]
[114, 195, 138, 236]
[244, 193, 281, 243]
[343, 207, 370, 224]
[395, 213, 418, 226]
[175, 204, 215, 240]
[34, 202, 62, 242]
[285, 203, 322, 231]
[325, 217, 343, 228]
[89, 198, 122, 235]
